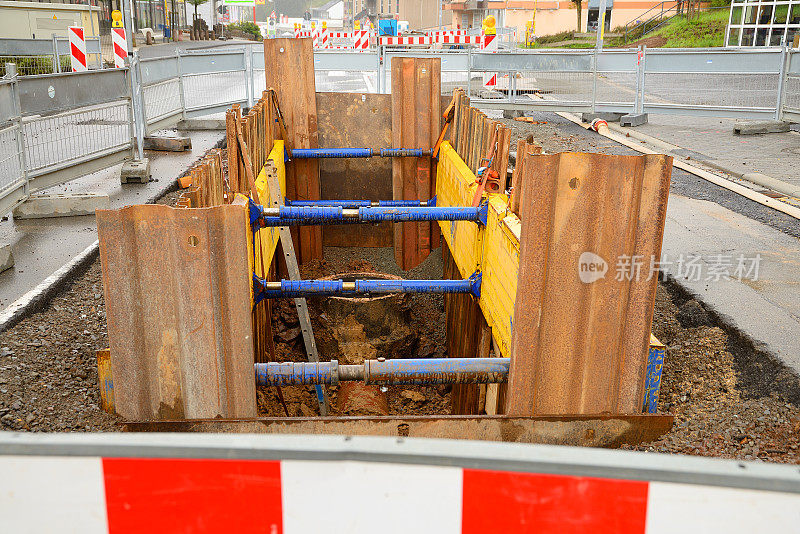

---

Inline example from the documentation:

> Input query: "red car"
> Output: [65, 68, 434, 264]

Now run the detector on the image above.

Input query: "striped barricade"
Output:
[68, 26, 88, 72]
[111, 28, 127, 68]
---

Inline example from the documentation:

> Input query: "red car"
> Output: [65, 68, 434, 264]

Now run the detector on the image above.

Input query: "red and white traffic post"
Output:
[68, 26, 88, 72]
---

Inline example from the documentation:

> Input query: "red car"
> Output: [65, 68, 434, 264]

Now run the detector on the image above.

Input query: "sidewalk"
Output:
[628, 115, 800, 189]
[0, 130, 224, 313]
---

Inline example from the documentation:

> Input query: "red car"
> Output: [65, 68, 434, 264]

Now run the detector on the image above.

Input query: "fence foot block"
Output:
[582, 112, 625, 123]
[733, 120, 790, 136]
[0, 244, 13, 273]
[121, 158, 151, 184]
[620, 113, 648, 127]
[12, 193, 110, 220]
[502, 109, 524, 119]
[143, 135, 192, 152]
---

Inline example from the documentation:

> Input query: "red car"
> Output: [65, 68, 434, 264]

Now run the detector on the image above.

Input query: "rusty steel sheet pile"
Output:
[96, 204, 257, 420]
[507, 152, 673, 416]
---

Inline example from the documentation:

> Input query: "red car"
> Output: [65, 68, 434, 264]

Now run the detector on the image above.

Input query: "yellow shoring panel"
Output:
[436, 142, 521, 358]
[436, 143, 483, 279]
[480, 196, 520, 359]
[252, 141, 286, 288]
[244, 141, 287, 305]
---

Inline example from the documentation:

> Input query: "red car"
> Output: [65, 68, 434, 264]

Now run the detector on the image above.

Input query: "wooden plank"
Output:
[391, 57, 441, 270]
[264, 38, 322, 264]
[443, 242, 486, 415]
[225, 110, 240, 194]
[509, 137, 541, 219]
[505, 152, 673, 415]
[495, 126, 511, 192]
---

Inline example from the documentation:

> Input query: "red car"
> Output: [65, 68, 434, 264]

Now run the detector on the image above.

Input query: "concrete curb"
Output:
[607, 122, 800, 200]
[0, 240, 99, 333]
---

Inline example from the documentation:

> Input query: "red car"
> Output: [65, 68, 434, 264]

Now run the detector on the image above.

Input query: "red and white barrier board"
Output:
[1, 456, 798, 533]
[111, 28, 127, 68]
[68, 26, 88, 72]
[379, 35, 433, 46]
[481, 33, 499, 88]
[354, 29, 371, 50]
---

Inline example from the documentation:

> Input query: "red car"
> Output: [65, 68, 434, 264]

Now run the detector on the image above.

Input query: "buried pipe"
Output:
[253, 272, 482, 302]
[256, 358, 510, 387]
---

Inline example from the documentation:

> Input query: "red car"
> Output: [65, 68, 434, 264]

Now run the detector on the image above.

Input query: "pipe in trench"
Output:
[255, 358, 510, 387]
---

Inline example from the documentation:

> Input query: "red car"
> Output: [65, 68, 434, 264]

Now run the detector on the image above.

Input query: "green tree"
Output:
[187, 0, 208, 19]
[573, 0, 583, 32]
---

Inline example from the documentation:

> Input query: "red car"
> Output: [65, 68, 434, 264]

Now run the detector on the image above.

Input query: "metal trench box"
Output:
[98, 89, 673, 448]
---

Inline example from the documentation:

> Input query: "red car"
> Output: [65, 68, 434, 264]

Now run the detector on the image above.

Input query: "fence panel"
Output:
[643, 48, 783, 118]
[0, 78, 27, 217]
[139, 56, 182, 134]
[383, 50, 470, 95]
[181, 49, 248, 118]
[469, 50, 597, 113]
[309, 50, 380, 94]
[0, 37, 103, 75]
[782, 49, 800, 123]
[17, 69, 132, 193]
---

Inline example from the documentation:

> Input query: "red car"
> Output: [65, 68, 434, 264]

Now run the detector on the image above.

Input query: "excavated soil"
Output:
[0, 121, 798, 465]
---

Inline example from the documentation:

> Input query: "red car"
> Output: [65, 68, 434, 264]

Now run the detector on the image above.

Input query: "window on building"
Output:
[396, 0, 399, 14]
[389, 0, 392, 14]
[726, 0, 800, 46]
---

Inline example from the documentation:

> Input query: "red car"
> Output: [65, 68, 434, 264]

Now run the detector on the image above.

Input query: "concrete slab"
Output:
[12, 193, 110, 220]
[622, 115, 800, 188]
[581, 112, 624, 123]
[177, 118, 226, 130]
[143, 136, 192, 152]
[661, 194, 800, 374]
[734, 120, 791, 135]
[0, 244, 13, 273]
[0, 131, 224, 311]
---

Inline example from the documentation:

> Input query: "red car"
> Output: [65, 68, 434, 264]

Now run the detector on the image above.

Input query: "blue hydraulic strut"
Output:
[286, 199, 434, 208]
[253, 271, 481, 304]
[290, 148, 431, 159]
[250, 201, 487, 228]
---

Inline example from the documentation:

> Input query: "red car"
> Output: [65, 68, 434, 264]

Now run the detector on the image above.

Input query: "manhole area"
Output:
[256, 250, 451, 417]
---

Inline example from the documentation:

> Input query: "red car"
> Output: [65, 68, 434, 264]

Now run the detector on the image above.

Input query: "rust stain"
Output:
[506, 152, 672, 416]
[96, 204, 257, 421]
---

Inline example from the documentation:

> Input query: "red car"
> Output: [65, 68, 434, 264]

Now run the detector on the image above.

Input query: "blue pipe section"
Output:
[290, 148, 431, 159]
[256, 361, 338, 387]
[254, 358, 510, 386]
[365, 357, 509, 385]
[357, 206, 481, 223]
[254, 271, 481, 301]
[286, 199, 430, 208]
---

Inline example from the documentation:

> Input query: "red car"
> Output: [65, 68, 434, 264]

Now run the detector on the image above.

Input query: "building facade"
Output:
[725, 0, 800, 46]
[446, 0, 670, 38]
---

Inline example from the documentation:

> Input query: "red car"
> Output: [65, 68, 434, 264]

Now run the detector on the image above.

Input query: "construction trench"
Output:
[1, 38, 799, 461]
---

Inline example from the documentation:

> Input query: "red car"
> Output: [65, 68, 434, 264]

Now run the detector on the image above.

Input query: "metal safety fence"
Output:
[782, 49, 800, 123]
[0, 37, 104, 75]
[2, 44, 800, 218]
